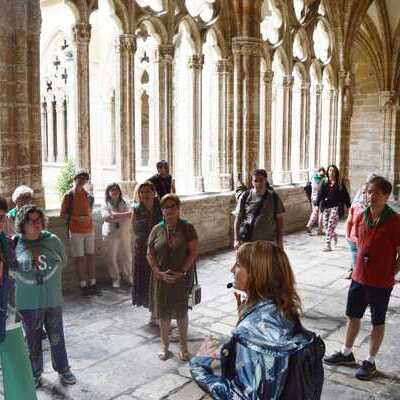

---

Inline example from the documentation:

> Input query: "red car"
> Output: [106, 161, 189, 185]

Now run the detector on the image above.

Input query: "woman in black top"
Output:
[317, 164, 351, 252]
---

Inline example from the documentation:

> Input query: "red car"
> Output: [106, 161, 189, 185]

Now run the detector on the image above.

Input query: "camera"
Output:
[239, 222, 252, 242]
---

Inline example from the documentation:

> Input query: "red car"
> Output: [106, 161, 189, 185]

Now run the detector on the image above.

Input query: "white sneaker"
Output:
[112, 280, 120, 288]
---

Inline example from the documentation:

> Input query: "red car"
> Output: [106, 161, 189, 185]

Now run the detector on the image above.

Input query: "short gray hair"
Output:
[12, 185, 34, 203]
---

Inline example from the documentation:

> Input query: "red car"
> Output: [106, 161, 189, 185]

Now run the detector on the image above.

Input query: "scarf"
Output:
[364, 204, 396, 229]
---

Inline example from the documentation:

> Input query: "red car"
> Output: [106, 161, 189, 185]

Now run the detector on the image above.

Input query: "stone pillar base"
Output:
[118, 180, 137, 201]
[193, 176, 204, 193]
[219, 174, 232, 191]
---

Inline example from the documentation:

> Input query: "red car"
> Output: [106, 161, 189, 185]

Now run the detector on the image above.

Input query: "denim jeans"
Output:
[19, 307, 70, 378]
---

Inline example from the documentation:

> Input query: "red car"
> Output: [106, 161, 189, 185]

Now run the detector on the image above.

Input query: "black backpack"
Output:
[220, 319, 325, 400]
[280, 323, 325, 400]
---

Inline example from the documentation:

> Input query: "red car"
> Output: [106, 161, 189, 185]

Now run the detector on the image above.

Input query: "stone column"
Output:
[47, 96, 56, 162]
[336, 71, 352, 180]
[328, 88, 338, 164]
[312, 84, 323, 169]
[189, 54, 204, 192]
[0, 0, 44, 204]
[73, 22, 91, 171]
[232, 37, 262, 187]
[216, 58, 233, 190]
[41, 99, 48, 162]
[103, 96, 114, 165]
[56, 96, 66, 163]
[379, 91, 397, 185]
[157, 45, 174, 167]
[280, 75, 293, 184]
[118, 34, 136, 184]
[260, 70, 274, 181]
[300, 81, 310, 180]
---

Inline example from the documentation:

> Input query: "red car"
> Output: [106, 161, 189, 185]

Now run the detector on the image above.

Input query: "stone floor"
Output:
[2, 223, 400, 399]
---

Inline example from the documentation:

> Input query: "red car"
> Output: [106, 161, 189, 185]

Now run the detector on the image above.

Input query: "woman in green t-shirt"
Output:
[147, 194, 198, 362]
[14, 205, 76, 388]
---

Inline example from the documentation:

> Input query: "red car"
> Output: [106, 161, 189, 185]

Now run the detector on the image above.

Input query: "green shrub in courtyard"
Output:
[56, 158, 75, 199]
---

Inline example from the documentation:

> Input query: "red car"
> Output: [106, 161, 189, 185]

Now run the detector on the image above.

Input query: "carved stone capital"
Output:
[314, 83, 323, 95]
[232, 37, 263, 57]
[157, 45, 174, 62]
[328, 89, 337, 100]
[216, 59, 233, 74]
[73, 23, 91, 44]
[282, 75, 294, 88]
[263, 70, 274, 84]
[379, 91, 395, 110]
[119, 34, 136, 54]
[188, 54, 204, 70]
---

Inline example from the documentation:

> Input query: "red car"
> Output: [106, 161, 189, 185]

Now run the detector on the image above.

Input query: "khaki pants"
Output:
[105, 234, 132, 283]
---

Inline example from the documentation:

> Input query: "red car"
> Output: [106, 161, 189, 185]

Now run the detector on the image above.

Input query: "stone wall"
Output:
[47, 187, 310, 290]
[349, 42, 382, 195]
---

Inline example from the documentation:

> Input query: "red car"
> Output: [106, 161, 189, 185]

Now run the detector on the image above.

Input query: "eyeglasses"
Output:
[26, 217, 42, 226]
[162, 204, 178, 210]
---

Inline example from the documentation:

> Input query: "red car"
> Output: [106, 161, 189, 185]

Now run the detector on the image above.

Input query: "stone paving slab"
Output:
[2, 222, 400, 399]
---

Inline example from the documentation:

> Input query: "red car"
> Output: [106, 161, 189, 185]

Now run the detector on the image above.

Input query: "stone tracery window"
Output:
[185, 0, 216, 23]
[135, 31, 160, 180]
[313, 20, 331, 64]
[261, 0, 283, 45]
[136, 0, 164, 13]
[293, 30, 309, 62]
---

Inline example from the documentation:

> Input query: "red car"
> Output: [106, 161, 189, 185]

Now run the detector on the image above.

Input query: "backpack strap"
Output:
[239, 190, 251, 218]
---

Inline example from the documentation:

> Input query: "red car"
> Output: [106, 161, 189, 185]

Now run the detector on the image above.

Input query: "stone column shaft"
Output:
[313, 84, 323, 168]
[73, 22, 91, 171]
[300, 82, 310, 179]
[157, 45, 174, 168]
[41, 100, 48, 162]
[217, 59, 233, 190]
[328, 89, 338, 164]
[189, 54, 204, 192]
[281, 75, 293, 183]
[261, 70, 274, 180]
[56, 97, 66, 162]
[47, 96, 55, 162]
[118, 34, 136, 181]
[232, 37, 262, 187]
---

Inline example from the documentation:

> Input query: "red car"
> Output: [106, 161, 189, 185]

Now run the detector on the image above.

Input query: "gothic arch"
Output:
[136, 15, 168, 44]
[175, 16, 202, 54]
[272, 46, 290, 76]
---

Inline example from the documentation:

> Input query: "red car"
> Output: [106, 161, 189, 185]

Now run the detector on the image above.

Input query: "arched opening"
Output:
[173, 22, 196, 194]
[89, 0, 122, 189]
[135, 28, 160, 181]
[201, 30, 221, 192]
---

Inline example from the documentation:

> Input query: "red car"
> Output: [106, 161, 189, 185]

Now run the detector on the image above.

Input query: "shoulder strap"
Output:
[13, 236, 19, 249]
[249, 190, 269, 227]
[239, 190, 251, 217]
[273, 191, 278, 219]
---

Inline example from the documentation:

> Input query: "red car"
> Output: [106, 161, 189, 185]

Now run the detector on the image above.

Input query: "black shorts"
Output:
[346, 281, 392, 325]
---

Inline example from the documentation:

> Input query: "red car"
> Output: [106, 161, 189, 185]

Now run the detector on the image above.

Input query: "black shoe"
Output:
[324, 351, 356, 366]
[356, 360, 377, 380]
[80, 286, 91, 297]
[34, 376, 42, 389]
[89, 284, 102, 296]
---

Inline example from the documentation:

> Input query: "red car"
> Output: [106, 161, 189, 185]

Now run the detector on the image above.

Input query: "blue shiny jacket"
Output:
[190, 300, 310, 400]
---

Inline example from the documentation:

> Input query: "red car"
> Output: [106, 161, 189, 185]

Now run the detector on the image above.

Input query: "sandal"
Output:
[178, 351, 191, 362]
[157, 348, 170, 361]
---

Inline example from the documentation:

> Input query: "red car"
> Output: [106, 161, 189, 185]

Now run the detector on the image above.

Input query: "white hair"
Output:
[12, 185, 34, 203]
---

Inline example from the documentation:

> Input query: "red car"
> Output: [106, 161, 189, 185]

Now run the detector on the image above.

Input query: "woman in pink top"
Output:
[345, 184, 367, 279]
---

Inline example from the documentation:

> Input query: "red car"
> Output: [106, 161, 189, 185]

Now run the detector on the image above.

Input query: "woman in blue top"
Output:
[14, 205, 76, 388]
[190, 241, 310, 399]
